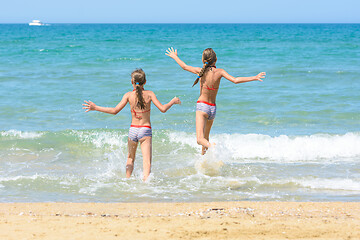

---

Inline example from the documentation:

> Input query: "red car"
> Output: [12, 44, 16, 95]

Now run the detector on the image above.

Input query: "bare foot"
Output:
[201, 146, 208, 155]
[201, 142, 216, 155]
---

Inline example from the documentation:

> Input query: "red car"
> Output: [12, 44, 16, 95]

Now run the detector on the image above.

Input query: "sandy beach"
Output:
[0, 202, 359, 239]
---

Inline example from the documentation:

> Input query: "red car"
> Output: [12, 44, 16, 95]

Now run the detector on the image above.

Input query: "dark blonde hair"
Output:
[192, 48, 217, 87]
[131, 69, 146, 109]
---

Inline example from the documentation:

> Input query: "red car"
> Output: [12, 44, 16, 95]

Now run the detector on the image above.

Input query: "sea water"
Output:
[0, 24, 359, 202]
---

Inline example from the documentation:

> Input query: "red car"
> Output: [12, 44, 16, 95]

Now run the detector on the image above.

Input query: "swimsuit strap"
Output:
[132, 108, 151, 119]
[133, 88, 145, 91]
[130, 125, 151, 129]
[203, 84, 219, 91]
[197, 100, 216, 106]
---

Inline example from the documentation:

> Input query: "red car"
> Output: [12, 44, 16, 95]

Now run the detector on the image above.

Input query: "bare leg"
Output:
[202, 119, 214, 155]
[126, 138, 138, 178]
[196, 111, 211, 149]
[139, 136, 152, 181]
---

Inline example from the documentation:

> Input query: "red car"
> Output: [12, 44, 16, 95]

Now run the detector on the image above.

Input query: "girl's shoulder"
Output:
[124, 90, 137, 100]
[143, 90, 154, 95]
[214, 67, 224, 71]
[208, 67, 223, 75]
[140, 90, 154, 100]
[125, 91, 134, 96]
[129, 89, 154, 96]
[214, 67, 226, 75]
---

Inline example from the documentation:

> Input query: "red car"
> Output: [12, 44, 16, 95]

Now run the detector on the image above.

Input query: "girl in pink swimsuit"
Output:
[166, 47, 265, 155]
[83, 69, 181, 181]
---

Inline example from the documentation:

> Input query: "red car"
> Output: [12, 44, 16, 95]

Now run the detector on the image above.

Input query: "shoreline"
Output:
[1, 202, 359, 239]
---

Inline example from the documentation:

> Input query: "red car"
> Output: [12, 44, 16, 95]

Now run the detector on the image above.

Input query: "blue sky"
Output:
[1, 0, 359, 23]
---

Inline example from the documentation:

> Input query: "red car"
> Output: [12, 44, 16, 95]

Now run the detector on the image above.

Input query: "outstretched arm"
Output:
[222, 70, 266, 84]
[150, 91, 181, 113]
[83, 92, 129, 115]
[165, 47, 201, 75]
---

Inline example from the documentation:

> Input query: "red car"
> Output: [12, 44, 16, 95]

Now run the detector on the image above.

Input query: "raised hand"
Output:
[82, 100, 96, 112]
[172, 97, 181, 105]
[165, 47, 178, 59]
[255, 72, 266, 81]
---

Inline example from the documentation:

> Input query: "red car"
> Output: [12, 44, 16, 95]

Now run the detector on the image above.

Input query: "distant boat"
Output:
[29, 20, 45, 26]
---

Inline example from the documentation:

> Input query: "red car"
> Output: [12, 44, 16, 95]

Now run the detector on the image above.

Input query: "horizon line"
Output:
[1, 22, 360, 24]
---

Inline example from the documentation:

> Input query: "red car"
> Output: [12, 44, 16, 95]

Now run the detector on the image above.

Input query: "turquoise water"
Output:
[0, 24, 359, 202]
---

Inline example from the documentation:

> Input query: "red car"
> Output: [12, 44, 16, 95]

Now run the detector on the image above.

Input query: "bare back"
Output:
[128, 90, 152, 126]
[198, 67, 223, 104]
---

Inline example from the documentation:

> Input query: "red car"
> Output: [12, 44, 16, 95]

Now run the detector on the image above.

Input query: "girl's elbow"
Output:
[160, 106, 169, 113]
[182, 65, 189, 70]
[233, 79, 241, 84]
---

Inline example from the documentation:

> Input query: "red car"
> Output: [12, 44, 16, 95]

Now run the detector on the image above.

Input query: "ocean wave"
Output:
[0, 168, 359, 202]
[2, 129, 360, 162]
[96, 57, 143, 62]
[297, 178, 360, 191]
[0, 174, 48, 182]
[169, 131, 360, 162]
[180, 173, 360, 192]
[1, 172, 358, 193]
[0, 130, 43, 139]
[71, 129, 128, 148]
[239, 177, 360, 192]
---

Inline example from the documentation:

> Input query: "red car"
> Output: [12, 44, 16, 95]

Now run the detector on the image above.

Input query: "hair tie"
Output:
[135, 82, 140, 85]
[205, 62, 208, 64]
[197, 76, 200, 79]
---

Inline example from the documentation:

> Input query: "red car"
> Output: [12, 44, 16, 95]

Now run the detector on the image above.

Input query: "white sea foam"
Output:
[0, 174, 45, 182]
[195, 148, 224, 176]
[79, 182, 108, 196]
[179, 174, 360, 193]
[72, 130, 127, 148]
[233, 177, 360, 192]
[168, 131, 196, 146]
[1, 130, 43, 139]
[297, 178, 360, 191]
[1, 129, 359, 202]
[169, 131, 360, 162]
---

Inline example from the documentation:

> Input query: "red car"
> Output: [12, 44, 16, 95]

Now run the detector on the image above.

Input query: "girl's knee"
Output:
[127, 151, 135, 158]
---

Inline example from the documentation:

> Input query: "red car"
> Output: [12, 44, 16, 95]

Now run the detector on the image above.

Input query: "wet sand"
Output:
[0, 202, 359, 239]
